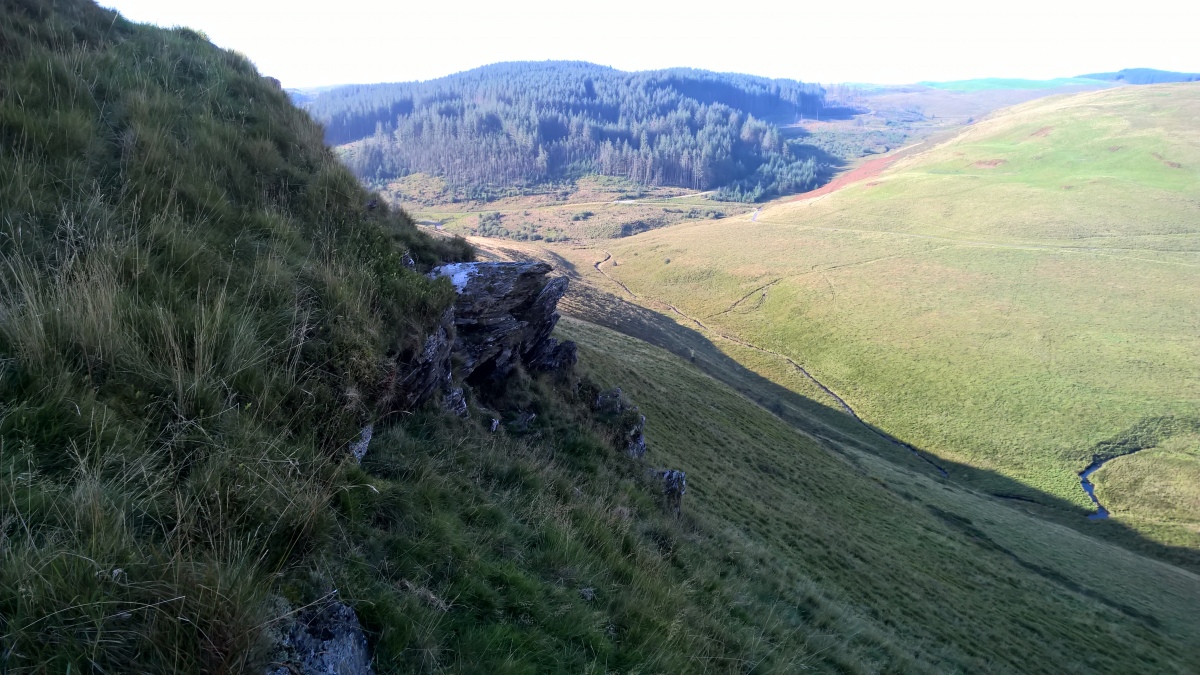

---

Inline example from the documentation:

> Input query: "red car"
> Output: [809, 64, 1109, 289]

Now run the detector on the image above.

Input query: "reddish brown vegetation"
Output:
[792, 154, 900, 202]
[974, 159, 1008, 168]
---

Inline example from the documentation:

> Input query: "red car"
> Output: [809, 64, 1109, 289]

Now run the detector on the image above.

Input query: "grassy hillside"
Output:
[587, 84, 1200, 548]
[8, 1, 1199, 672]
[0, 1, 834, 671]
[560, 316, 1200, 673]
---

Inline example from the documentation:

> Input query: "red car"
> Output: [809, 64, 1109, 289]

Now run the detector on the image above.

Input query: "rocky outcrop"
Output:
[390, 309, 454, 412]
[386, 263, 575, 421]
[266, 601, 374, 675]
[525, 337, 578, 373]
[433, 262, 576, 383]
[442, 388, 468, 418]
[594, 388, 646, 459]
[624, 416, 647, 459]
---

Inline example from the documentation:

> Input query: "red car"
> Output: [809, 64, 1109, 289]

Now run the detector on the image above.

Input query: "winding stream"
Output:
[1080, 452, 1146, 520]
[1080, 459, 1110, 520]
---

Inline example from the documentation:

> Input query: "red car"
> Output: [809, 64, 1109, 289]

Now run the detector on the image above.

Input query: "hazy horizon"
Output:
[98, 0, 1200, 90]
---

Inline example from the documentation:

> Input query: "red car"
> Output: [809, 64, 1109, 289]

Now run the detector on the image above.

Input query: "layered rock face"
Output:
[434, 262, 577, 383]
[388, 261, 577, 415]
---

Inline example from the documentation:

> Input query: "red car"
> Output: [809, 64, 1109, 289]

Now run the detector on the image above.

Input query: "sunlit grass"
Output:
[593, 84, 1200, 539]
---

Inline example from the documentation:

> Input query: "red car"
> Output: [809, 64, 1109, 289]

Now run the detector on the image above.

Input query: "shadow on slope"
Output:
[556, 315, 1200, 672]
[496, 251, 1200, 575]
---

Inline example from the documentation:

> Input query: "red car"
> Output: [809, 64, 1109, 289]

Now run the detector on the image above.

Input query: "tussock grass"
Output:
[0, 0, 468, 669]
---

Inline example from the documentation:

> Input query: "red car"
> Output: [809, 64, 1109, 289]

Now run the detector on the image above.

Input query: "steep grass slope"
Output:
[0, 2, 840, 671]
[0, 0, 469, 668]
[595, 84, 1200, 548]
[559, 317, 1200, 673]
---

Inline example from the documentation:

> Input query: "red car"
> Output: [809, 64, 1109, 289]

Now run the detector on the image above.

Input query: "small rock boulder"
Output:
[594, 388, 646, 458]
[593, 387, 626, 415]
[442, 388, 468, 418]
[349, 425, 374, 463]
[265, 600, 374, 675]
[625, 415, 647, 459]
[652, 469, 687, 516]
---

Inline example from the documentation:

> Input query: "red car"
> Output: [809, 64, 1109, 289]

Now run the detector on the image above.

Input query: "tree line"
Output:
[300, 61, 830, 201]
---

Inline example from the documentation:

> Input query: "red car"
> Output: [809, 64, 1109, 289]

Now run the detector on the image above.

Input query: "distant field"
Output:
[393, 174, 752, 242]
[918, 77, 1109, 92]
[582, 84, 1200, 547]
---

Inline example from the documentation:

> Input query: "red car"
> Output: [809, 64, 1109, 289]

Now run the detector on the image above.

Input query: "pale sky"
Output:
[100, 0, 1200, 89]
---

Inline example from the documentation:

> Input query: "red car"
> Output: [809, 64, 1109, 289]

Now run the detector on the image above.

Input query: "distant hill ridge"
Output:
[301, 61, 831, 202]
[1078, 68, 1200, 84]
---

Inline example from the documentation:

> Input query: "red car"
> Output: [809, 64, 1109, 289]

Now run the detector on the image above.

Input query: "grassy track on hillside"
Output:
[574, 84, 1200, 548]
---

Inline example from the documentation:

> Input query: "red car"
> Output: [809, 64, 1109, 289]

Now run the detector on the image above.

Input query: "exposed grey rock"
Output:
[431, 262, 577, 383]
[390, 309, 453, 411]
[594, 388, 646, 458]
[652, 469, 687, 516]
[400, 251, 416, 269]
[593, 388, 625, 414]
[579, 587, 596, 602]
[526, 337, 578, 372]
[350, 425, 373, 464]
[442, 388, 468, 418]
[381, 263, 576, 429]
[518, 276, 569, 362]
[265, 600, 374, 675]
[625, 414, 647, 459]
[490, 418, 500, 433]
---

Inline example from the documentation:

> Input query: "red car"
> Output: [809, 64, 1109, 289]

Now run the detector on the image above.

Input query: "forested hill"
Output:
[299, 61, 829, 201]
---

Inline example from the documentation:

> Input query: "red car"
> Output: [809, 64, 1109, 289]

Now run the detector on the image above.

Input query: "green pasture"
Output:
[597, 84, 1200, 544]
